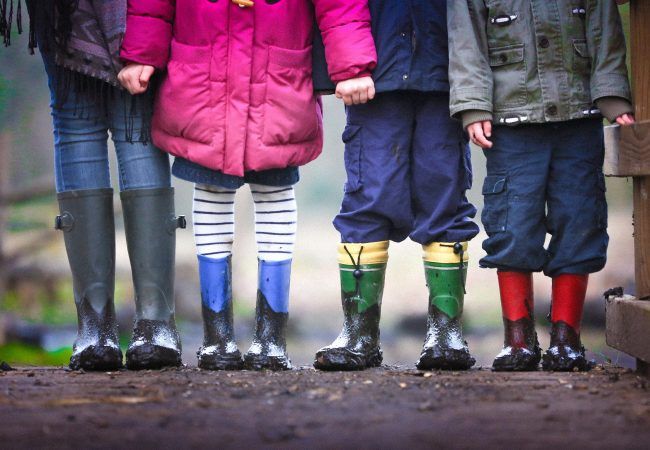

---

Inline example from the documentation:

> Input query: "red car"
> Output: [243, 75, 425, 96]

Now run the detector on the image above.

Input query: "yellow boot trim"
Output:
[338, 241, 389, 266]
[423, 242, 469, 264]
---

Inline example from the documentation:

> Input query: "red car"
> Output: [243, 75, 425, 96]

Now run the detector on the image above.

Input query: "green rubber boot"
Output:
[314, 242, 388, 371]
[121, 188, 186, 370]
[416, 242, 475, 371]
[56, 189, 123, 371]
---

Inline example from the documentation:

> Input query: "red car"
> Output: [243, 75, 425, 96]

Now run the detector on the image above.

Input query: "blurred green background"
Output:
[0, 5, 637, 368]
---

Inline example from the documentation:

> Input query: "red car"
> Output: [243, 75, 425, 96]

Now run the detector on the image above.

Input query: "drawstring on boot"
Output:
[441, 242, 466, 294]
[344, 245, 364, 299]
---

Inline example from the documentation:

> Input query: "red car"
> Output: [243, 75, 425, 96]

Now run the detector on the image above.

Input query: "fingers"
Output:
[117, 65, 152, 95]
[484, 120, 492, 138]
[616, 113, 636, 125]
[468, 122, 493, 149]
[336, 77, 375, 106]
[139, 65, 155, 89]
[359, 89, 368, 104]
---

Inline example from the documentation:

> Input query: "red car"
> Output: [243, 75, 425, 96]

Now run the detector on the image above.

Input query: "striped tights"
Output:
[192, 183, 297, 261]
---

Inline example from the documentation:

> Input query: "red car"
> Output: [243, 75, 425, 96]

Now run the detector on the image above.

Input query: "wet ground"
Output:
[1, 365, 649, 449]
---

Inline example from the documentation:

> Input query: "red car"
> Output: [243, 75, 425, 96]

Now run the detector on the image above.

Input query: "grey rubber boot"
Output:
[56, 189, 123, 371]
[121, 187, 186, 370]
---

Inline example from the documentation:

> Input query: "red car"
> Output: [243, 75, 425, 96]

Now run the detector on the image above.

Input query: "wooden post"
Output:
[630, 0, 650, 373]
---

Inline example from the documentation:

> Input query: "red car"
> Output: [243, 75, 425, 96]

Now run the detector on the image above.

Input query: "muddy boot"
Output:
[417, 242, 475, 371]
[492, 272, 541, 371]
[314, 242, 388, 371]
[197, 255, 243, 370]
[542, 274, 593, 372]
[243, 259, 292, 371]
[122, 188, 186, 370]
[56, 189, 123, 371]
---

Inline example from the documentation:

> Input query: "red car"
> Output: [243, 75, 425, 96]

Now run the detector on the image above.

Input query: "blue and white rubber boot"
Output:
[197, 255, 244, 370]
[243, 259, 292, 371]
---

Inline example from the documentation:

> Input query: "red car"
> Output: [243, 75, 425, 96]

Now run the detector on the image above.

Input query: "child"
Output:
[314, 0, 480, 371]
[119, 0, 377, 371]
[3, 0, 184, 371]
[448, 0, 634, 371]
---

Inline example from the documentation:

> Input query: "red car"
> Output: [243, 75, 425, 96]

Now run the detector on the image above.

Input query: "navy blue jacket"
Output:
[313, 0, 450, 93]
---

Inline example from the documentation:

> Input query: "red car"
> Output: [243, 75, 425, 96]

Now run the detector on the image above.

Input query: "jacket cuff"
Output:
[595, 97, 634, 123]
[462, 110, 494, 130]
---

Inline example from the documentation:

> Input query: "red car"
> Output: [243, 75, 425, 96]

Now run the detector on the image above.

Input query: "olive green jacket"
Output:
[448, 0, 632, 127]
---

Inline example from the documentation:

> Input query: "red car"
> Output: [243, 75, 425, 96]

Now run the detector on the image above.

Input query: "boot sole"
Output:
[69, 345, 123, 371]
[541, 353, 593, 372]
[126, 344, 182, 370]
[198, 351, 244, 371]
[313, 347, 383, 371]
[243, 353, 292, 371]
[492, 349, 542, 372]
[416, 348, 476, 371]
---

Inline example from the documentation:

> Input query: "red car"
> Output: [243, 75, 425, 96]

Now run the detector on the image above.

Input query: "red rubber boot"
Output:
[542, 274, 592, 371]
[492, 272, 541, 371]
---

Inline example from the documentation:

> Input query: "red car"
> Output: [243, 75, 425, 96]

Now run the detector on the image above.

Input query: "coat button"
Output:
[546, 104, 558, 116]
[499, 54, 508, 63]
[539, 37, 550, 48]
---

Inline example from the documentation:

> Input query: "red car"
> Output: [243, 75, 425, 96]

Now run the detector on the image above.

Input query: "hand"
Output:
[335, 76, 376, 105]
[616, 113, 635, 126]
[118, 64, 155, 95]
[467, 120, 493, 149]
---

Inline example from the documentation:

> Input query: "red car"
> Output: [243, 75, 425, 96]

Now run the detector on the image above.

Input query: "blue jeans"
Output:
[480, 119, 608, 277]
[40, 52, 170, 193]
[334, 91, 479, 245]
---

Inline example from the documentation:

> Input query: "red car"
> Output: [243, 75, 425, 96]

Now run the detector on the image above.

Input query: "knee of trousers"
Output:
[480, 230, 548, 272]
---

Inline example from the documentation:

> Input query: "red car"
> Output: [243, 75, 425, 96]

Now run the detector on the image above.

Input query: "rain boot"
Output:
[314, 241, 388, 371]
[492, 271, 541, 371]
[121, 187, 185, 370]
[197, 255, 243, 370]
[243, 259, 292, 370]
[417, 242, 475, 370]
[56, 189, 122, 371]
[542, 274, 592, 371]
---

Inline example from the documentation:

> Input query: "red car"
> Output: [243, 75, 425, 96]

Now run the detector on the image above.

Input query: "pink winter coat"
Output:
[121, 0, 377, 177]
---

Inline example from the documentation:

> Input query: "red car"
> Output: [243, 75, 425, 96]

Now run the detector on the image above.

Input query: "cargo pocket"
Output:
[572, 39, 592, 101]
[481, 175, 508, 233]
[596, 172, 608, 229]
[263, 45, 319, 146]
[489, 44, 527, 109]
[342, 125, 362, 193]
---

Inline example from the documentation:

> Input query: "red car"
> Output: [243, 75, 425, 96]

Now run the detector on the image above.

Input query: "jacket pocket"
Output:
[489, 44, 527, 109]
[262, 45, 319, 146]
[481, 175, 508, 233]
[572, 39, 592, 101]
[156, 40, 225, 148]
[342, 125, 363, 193]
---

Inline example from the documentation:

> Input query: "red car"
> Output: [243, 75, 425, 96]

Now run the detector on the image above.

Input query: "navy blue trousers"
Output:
[334, 91, 479, 245]
[480, 119, 608, 277]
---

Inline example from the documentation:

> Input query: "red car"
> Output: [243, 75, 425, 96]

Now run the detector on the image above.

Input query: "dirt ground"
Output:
[1, 365, 649, 449]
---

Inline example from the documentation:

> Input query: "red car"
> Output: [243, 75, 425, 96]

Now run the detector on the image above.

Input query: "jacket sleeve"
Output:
[120, 0, 175, 70]
[448, 0, 493, 120]
[313, 0, 377, 83]
[585, 0, 632, 103]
